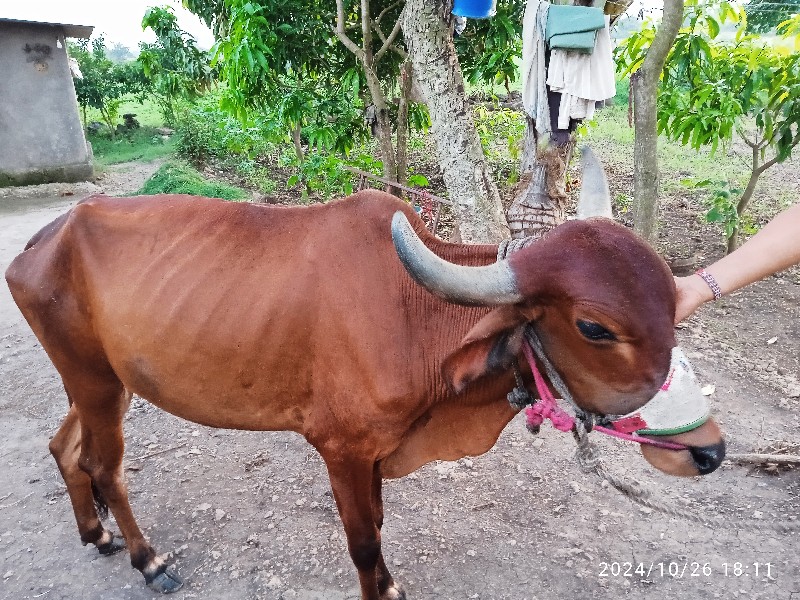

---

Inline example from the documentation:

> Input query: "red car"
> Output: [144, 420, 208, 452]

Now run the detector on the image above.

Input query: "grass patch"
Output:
[584, 105, 751, 188]
[90, 127, 177, 166]
[135, 161, 249, 200]
[81, 96, 166, 129]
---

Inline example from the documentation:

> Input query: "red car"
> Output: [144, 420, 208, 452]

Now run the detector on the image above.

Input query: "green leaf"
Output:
[707, 16, 720, 39]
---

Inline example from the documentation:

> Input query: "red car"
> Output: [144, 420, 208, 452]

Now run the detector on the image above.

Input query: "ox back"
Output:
[7, 191, 514, 465]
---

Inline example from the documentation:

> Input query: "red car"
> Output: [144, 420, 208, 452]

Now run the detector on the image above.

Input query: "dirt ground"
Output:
[0, 159, 798, 600]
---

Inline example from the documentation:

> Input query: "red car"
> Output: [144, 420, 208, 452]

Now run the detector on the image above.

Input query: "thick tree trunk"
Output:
[402, 0, 509, 243]
[506, 116, 569, 239]
[632, 0, 685, 245]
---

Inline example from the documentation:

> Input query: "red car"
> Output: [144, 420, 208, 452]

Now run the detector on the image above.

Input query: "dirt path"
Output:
[0, 164, 797, 600]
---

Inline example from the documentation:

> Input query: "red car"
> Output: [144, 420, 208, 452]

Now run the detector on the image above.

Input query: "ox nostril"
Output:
[689, 440, 726, 475]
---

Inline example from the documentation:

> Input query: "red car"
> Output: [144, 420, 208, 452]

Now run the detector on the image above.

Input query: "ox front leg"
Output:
[325, 459, 405, 600]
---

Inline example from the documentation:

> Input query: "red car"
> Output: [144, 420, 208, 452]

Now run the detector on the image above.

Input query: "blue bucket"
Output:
[452, 0, 497, 19]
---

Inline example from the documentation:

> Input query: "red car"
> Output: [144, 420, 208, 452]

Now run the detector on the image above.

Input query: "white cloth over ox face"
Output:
[609, 347, 711, 436]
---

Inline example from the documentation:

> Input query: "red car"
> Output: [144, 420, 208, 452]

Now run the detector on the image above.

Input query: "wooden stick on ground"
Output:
[726, 453, 800, 466]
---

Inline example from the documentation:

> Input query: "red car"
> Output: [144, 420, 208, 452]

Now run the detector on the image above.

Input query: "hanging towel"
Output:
[546, 5, 606, 53]
[521, 0, 551, 138]
[546, 15, 616, 129]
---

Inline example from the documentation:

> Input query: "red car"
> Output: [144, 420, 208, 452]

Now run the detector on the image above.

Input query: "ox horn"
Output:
[576, 146, 613, 219]
[391, 212, 523, 306]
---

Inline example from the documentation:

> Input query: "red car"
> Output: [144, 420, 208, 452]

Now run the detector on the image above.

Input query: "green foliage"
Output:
[616, 1, 800, 249]
[407, 172, 429, 188]
[745, 0, 800, 34]
[285, 152, 383, 200]
[139, 6, 213, 125]
[174, 93, 279, 162]
[70, 38, 147, 135]
[235, 159, 278, 194]
[188, 1, 392, 166]
[136, 161, 248, 199]
[205, 1, 354, 117]
[687, 179, 749, 238]
[474, 104, 525, 183]
[455, 0, 523, 91]
[89, 127, 177, 166]
[616, 1, 800, 161]
[614, 193, 633, 214]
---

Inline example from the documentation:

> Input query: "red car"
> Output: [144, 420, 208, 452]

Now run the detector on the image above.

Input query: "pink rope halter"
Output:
[520, 340, 688, 452]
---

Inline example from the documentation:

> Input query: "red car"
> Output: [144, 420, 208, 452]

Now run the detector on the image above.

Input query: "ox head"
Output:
[392, 148, 724, 477]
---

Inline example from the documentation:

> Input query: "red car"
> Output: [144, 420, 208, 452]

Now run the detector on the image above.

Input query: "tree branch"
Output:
[361, 0, 373, 63]
[375, 11, 405, 63]
[375, 0, 403, 29]
[334, 0, 366, 60]
[640, 0, 685, 85]
[727, 453, 800, 466]
[756, 154, 780, 174]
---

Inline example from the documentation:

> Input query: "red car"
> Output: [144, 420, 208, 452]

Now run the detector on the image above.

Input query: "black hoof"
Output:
[145, 564, 184, 594]
[382, 583, 406, 600]
[97, 535, 127, 556]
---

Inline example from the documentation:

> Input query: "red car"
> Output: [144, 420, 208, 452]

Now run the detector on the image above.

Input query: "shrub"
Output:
[135, 161, 248, 200]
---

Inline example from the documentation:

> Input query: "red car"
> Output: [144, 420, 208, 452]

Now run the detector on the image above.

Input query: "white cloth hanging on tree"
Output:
[546, 16, 616, 129]
[521, 0, 551, 138]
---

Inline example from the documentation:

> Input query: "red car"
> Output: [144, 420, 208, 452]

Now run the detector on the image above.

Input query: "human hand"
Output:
[673, 275, 714, 324]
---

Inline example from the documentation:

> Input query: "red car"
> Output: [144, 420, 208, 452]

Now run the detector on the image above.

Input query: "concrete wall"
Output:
[0, 23, 93, 186]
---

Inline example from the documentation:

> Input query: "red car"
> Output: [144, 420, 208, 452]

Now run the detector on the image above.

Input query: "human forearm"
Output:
[674, 203, 800, 323]
[701, 203, 800, 295]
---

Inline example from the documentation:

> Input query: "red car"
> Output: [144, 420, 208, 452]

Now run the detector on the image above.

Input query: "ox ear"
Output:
[443, 305, 540, 393]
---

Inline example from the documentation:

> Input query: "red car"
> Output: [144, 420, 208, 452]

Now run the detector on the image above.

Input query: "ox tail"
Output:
[91, 480, 109, 520]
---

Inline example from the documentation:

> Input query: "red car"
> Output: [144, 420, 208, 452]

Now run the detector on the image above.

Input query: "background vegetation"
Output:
[72, 1, 799, 252]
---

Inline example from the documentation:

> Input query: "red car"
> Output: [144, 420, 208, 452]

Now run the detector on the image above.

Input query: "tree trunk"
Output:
[631, 0, 685, 245]
[506, 115, 569, 239]
[335, 0, 401, 195]
[395, 60, 413, 188]
[506, 0, 628, 242]
[363, 69, 399, 195]
[727, 142, 765, 254]
[402, 0, 509, 243]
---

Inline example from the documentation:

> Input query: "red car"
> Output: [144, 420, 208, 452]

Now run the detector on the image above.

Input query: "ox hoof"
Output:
[382, 582, 406, 600]
[97, 535, 126, 556]
[145, 564, 184, 594]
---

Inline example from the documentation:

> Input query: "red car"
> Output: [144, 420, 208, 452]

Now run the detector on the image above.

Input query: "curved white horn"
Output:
[577, 146, 613, 219]
[391, 212, 523, 306]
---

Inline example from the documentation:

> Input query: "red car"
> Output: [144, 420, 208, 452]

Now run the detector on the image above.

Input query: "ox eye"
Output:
[576, 320, 616, 342]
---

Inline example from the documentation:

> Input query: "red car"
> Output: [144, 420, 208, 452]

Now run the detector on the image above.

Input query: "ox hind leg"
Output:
[63, 374, 183, 593]
[49, 403, 125, 555]
[325, 458, 405, 600]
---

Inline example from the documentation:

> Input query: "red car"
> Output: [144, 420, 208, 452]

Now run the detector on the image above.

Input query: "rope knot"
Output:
[507, 386, 534, 411]
[525, 402, 574, 433]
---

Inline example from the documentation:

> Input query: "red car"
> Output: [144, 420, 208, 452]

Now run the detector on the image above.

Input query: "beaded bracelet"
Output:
[695, 268, 722, 301]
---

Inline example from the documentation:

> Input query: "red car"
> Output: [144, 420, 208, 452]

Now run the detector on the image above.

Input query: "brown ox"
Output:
[5, 166, 724, 598]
